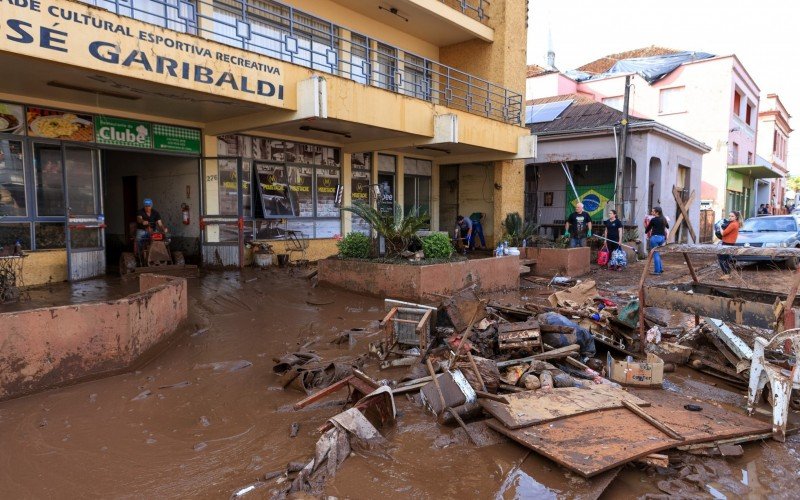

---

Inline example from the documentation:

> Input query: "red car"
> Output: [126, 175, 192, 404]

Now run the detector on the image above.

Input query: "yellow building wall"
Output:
[492, 159, 525, 246]
[20, 250, 68, 286]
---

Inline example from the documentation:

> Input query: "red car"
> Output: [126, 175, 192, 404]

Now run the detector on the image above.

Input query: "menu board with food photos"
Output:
[27, 107, 94, 141]
[0, 102, 25, 135]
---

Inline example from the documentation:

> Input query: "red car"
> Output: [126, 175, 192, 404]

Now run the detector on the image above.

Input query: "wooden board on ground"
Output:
[443, 291, 486, 332]
[498, 319, 541, 350]
[480, 385, 649, 429]
[486, 389, 772, 477]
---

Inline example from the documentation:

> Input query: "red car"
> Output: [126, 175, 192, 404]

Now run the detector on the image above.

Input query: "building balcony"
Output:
[77, 0, 518, 124]
[329, 0, 494, 44]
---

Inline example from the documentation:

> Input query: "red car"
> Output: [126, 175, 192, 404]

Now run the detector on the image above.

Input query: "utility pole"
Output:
[615, 75, 631, 221]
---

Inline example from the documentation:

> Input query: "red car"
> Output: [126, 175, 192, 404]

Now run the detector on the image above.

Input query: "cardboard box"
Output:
[606, 353, 664, 387]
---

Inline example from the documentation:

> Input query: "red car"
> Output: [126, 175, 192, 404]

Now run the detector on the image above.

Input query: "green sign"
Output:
[94, 116, 152, 148]
[153, 124, 201, 154]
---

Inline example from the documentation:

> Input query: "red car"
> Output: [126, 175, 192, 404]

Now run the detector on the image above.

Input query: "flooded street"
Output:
[1, 264, 799, 498]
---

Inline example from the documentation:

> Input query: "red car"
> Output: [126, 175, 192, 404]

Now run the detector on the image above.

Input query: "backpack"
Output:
[597, 245, 610, 266]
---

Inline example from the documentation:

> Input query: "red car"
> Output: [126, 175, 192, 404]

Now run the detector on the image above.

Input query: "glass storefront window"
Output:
[34, 144, 65, 217]
[316, 167, 340, 218]
[287, 165, 313, 217]
[0, 223, 31, 249]
[65, 148, 98, 215]
[70, 228, 101, 249]
[0, 140, 25, 216]
[35, 222, 66, 249]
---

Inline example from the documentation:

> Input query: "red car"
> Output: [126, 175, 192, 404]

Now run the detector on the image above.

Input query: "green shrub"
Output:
[422, 232, 453, 259]
[337, 232, 372, 258]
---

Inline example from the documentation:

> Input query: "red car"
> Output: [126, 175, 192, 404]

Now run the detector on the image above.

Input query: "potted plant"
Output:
[343, 202, 429, 258]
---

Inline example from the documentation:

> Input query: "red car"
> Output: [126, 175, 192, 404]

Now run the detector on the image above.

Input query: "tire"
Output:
[786, 256, 797, 271]
[172, 251, 185, 266]
[120, 252, 136, 275]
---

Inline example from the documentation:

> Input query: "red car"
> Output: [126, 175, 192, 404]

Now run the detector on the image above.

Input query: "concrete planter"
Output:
[317, 256, 520, 301]
[521, 247, 591, 277]
[0, 275, 188, 401]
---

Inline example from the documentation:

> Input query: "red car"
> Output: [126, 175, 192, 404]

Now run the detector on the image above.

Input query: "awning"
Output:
[728, 164, 782, 179]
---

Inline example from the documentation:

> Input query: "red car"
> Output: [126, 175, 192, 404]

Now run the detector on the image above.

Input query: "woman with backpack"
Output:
[645, 207, 669, 275]
[718, 211, 741, 276]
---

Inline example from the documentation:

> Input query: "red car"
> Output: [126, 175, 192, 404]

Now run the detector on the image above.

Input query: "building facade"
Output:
[525, 95, 709, 249]
[526, 49, 779, 225]
[0, 0, 533, 285]
[756, 93, 793, 211]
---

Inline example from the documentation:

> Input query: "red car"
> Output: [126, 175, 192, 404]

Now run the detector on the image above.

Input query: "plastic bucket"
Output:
[253, 253, 273, 268]
[277, 254, 289, 267]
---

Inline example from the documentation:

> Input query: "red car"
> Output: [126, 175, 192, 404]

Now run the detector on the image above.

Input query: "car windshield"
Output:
[740, 217, 798, 232]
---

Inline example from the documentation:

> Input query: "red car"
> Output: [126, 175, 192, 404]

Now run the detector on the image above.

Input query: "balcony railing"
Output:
[439, 0, 490, 23]
[76, 0, 521, 125]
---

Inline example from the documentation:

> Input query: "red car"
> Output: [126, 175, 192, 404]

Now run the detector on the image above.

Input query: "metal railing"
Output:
[439, 0, 490, 23]
[76, 0, 521, 125]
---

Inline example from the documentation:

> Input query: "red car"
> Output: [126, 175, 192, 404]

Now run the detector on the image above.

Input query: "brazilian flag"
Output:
[566, 183, 614, 220]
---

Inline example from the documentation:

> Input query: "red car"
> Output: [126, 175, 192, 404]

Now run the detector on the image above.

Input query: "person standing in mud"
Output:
[645, 207, 669, 275]
[603, 209, 623, 253]
[564, 202, 592, 248]
[718, 211, 740, 277]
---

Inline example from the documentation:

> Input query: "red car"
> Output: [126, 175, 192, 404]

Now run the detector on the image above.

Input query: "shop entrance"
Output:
[102, 150, 200, 271]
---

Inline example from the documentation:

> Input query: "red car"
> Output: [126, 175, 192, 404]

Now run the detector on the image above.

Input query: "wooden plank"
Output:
[293, 376, 353, 410]
[622, 400, 684, 440]
[495, 344, 580, 368]
[486, 389, 771, 478]
[480, 385, 650, 429]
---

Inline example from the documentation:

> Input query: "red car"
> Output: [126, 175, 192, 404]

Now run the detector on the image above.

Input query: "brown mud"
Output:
[0, 259, 799, 498]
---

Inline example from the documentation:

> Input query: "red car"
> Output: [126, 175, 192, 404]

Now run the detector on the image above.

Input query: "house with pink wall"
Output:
[527, 47, 778, 227]
[756, 94, 793, 210]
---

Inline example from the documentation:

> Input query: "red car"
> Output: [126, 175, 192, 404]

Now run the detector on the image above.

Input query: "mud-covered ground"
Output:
[1, 256, 799, 498]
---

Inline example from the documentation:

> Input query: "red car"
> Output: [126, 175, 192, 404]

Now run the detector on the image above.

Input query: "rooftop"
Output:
[525, 94, 648, 134]
[576, 46, 684, 74]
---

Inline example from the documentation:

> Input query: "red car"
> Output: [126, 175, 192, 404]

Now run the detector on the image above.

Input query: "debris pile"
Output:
[254, 279, 795, 498]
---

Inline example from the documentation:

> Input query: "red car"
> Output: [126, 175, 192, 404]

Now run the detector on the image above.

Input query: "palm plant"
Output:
[343, 202, 430, 258]
[501, 212, 537, 247]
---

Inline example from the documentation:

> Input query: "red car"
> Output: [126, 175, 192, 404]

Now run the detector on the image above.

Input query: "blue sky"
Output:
[527, 0, 800, 175]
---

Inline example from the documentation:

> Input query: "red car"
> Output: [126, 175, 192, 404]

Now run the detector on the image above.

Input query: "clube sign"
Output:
[1, 0, 285, 105]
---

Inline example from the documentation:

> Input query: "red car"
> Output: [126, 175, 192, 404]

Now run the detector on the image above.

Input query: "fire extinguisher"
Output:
[181, 203, 190, 225]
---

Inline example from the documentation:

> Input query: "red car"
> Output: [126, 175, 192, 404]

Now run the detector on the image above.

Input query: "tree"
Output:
[786, 176, 800, 192]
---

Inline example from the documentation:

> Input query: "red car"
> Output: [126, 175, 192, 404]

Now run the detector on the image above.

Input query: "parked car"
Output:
[732, 215, 800, 269]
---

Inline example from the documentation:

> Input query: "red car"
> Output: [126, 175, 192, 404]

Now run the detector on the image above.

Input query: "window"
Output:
[403, 157, 432, 224]
[403, 53, 429, 100]
[0, 223, 31, 250]
[730, 142, 739, 164]
[351, 154, 371, 235]
[602, 96, 623, 111]
[733, 90, 742, 116]
[34, 144, 65, 217]
[659, 87, 686, 114]
[747, 152, 753, 164]
[774, 130, 779, 154]
[65, 148, 98, 215]
[218, 135, 341, 239]
[350, 33, 370, 84]
[375, 43, 397, 91]
[745, 102, 753, 126]
[0, 139, 25, 216]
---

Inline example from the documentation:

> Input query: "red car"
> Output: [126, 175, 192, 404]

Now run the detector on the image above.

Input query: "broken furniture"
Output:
[0, 254, 27, 303]
[638, 243, 800, 349]
[285, 230, 309, 265]
[293, 370, 379, 411]
[497, 318, 542, 351]
[381, 305, 433, 352]
[487, 387, 772, 477]
[746, 330, 800, 442]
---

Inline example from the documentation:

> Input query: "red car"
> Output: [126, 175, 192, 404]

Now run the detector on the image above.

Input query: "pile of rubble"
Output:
[250, 281, 795, 498]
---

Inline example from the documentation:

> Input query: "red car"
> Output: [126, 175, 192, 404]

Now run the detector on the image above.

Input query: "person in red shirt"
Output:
[718, 211, 740, 275]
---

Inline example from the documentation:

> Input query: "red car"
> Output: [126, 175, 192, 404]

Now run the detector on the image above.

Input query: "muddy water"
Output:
[1, 269, 799, 498]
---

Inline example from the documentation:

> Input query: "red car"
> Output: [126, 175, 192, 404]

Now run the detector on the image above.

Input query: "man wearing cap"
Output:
[136, 198, 167, 256]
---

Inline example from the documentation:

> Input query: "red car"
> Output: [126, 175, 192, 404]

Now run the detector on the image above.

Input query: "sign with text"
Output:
[152, 124, 201, 154]
[94, 115, 152, 148]
[0, 0, 286, 107]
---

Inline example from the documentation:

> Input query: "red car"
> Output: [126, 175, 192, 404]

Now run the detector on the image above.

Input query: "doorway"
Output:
[102, 150, 200, 268]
